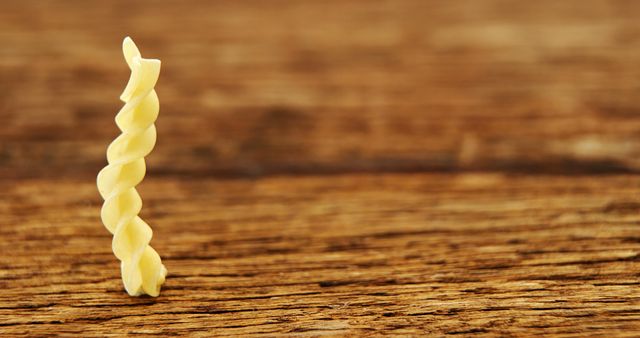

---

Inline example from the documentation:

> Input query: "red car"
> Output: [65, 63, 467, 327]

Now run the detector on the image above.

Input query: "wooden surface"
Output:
[2, 174, 640, 336]
[3, 0, 640, 178]
[1, 0, 640, 336]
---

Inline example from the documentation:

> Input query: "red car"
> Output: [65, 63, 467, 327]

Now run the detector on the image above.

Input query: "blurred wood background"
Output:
[1, 0, 640, 336]
[3, 0, 640, 178]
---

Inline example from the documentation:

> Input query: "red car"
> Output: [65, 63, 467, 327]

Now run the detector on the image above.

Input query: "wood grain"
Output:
[1, 174, 640, 336]
[2, 0, 640, 336]
[3, 0, 640, 178]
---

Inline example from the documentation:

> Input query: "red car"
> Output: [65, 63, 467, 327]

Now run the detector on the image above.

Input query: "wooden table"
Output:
[1, 1, 639, 336]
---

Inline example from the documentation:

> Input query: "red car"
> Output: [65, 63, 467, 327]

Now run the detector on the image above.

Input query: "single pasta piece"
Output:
[97, 37, 167, 297]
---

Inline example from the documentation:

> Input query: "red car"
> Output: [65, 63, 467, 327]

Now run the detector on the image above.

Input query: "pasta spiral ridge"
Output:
[97, 37, 167, 297]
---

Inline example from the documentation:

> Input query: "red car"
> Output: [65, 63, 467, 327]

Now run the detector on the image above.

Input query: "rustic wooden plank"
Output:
[3, 0, 640, 178]
[2, 1, 640, 336]
[1, 173, 639, 335]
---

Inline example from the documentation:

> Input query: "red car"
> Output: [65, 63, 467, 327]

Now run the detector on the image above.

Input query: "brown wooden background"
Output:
[1, 0, 640, 336]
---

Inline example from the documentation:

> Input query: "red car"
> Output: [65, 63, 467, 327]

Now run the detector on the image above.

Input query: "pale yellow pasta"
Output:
[97, 37, 167, 297]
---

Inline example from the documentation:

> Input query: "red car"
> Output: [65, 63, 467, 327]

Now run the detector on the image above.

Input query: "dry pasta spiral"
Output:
[97, 37, 167, 297]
